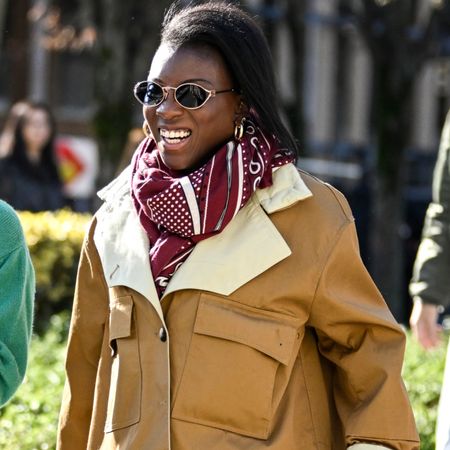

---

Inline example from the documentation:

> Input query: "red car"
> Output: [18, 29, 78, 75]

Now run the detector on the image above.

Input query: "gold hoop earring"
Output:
[142, 121, 151, 137]
[234, 118, 245, 141]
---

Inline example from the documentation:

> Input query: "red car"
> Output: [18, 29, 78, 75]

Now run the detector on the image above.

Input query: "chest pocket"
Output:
[104, 295, 142, 433]
[172, 293, 302, 439]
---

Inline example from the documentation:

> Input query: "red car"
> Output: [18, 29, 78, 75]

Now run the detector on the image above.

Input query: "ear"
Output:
[234, 97, 249, 119]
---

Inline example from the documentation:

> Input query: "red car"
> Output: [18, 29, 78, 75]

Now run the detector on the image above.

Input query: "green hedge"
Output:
[0, 313, 69, 449]
[403, 330, 448, 449]
[19, 210, 92, 333]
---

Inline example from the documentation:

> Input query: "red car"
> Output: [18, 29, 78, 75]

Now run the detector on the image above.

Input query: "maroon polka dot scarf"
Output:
[130, 120, 295, 298]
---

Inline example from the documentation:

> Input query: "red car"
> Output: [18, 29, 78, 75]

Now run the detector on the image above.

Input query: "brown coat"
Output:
[57, 164, 419, 450]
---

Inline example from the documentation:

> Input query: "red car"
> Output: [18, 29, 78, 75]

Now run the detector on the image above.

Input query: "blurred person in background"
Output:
[410, 110, 450, 450]
[0, 102, 66, 212]
[0, 199, 35, 407]
[57, 2, 418, 449]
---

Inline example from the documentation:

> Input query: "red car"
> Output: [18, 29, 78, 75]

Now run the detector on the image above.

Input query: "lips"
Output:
[159, 128, 192, 145]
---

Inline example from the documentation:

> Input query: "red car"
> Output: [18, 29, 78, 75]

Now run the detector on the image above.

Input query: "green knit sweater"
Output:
[0, 200, 35, 407]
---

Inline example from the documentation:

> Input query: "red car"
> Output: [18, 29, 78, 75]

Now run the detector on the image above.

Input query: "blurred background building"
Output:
[1, 0, 450, 323]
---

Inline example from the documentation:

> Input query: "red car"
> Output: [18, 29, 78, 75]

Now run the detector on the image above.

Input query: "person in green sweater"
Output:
[0, 199, 35, 406]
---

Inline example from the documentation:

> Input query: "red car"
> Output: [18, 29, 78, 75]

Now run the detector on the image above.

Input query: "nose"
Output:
[156, 87, 183, 120]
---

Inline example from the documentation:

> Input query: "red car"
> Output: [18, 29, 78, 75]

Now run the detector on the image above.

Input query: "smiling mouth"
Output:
[159, 128, 192, 145]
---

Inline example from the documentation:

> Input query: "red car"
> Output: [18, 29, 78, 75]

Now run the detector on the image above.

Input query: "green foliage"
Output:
[0, 313, 70, 450]
[18, 210, 92, 333]
[402, 331, 448, 450]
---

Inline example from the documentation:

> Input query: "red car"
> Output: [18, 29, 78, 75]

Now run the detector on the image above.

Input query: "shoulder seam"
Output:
[297, 169, 354, 223]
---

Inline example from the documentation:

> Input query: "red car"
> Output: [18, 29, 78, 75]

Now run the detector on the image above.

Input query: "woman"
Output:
[0, 102, 65, 211]
[0, 200, 35, 406]
[57, 2, 419, 449]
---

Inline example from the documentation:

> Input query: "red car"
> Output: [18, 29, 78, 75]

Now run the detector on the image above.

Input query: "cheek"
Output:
[27, 124, 50, 139]
[201, 102, 234, 131]
[22, 127, 36, 143]
[38, 127, 51, 141]
[206, 112, 234, 143]
[144, 109, 158, 132]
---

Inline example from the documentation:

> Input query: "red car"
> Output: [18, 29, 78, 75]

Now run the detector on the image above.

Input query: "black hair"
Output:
[160, 0, 298, 158]
[10, 102, 61, 183]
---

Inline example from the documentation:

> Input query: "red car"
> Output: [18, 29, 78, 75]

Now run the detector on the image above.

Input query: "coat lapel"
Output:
[163, 164, 313, 297]
[93, 164, 313, 311]
[94, 168, 163, 319]
[162, 195, 291, 298]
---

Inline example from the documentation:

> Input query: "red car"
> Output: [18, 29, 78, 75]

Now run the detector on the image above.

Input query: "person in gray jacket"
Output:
[410, 109, 450, 450]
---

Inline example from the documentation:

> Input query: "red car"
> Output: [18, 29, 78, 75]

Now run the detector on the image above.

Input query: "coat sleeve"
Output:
[409, 110, 450, 308]
[308, 220, 419, 450]
[0, 208, 34, 406]
[57, 218, 109, 449]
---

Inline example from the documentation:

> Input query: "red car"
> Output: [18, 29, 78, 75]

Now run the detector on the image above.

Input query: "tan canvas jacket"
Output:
[57, 164, 419, 450]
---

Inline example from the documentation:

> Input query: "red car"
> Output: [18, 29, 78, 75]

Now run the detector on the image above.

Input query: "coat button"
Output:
[159, 327, 167, 342]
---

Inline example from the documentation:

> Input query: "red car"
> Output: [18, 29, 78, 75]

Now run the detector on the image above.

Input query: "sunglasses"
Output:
[133, 80, 236, 110]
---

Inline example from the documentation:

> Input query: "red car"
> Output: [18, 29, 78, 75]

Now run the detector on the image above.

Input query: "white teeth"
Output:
[160, 129, 191, 140]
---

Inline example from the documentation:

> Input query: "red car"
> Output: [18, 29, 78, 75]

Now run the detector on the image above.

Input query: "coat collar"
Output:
[94, 164, 312, 317]
[95, 166, 162, 318]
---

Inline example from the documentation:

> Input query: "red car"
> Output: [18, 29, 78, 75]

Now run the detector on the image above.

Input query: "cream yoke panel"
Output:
[94, 186, 163, 320]
[94, 163, 313, 315]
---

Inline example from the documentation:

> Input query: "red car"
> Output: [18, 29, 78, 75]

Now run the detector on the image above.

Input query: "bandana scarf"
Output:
[131, 121, 295, 297]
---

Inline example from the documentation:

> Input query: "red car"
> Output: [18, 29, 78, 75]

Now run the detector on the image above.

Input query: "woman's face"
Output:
[144, 43, 240, 172]
[22, 108, 52, 152]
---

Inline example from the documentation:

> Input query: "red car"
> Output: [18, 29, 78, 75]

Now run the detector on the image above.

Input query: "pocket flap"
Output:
[109, 296, 134, 340]
[194, 295, 300, 365]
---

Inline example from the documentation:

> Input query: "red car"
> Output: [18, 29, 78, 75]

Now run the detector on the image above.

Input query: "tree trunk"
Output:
[371, 170, 407, 321]
[285, 0, 306, 144]
[6, 0, 29, 101]
[369, 64, 412, 323]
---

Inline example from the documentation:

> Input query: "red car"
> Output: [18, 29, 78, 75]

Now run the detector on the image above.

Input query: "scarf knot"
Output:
[131, 121, 294, 297]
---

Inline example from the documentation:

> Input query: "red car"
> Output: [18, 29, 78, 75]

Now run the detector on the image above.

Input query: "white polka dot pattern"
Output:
[130, 120, 295, 297]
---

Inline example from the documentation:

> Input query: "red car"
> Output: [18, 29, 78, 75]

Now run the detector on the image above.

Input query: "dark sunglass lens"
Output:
[146, 83, 164, 105]
[176, 84, 208, 108]
[136, 82, 163, 106]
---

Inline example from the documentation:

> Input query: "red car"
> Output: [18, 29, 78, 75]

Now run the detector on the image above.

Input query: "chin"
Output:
[160, 154, 192, 173]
